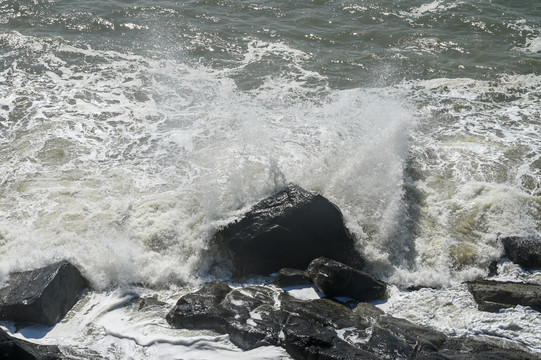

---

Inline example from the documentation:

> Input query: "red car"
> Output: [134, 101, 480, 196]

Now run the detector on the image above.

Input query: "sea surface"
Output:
[1, 0, 540, 358]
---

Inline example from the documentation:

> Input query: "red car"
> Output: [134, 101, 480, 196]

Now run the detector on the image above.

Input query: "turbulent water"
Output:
[1, 0, 540, 358]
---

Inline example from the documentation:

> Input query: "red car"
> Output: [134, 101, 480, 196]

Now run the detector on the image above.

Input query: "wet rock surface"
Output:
[429, 336, 534, 360]
[308, 257, 387, 301]
[501, 235, 541, 269]
[210, 185, 364, 276]
[467, 279, 541, 312]
[167, 280, 536, 359]
[165, 281, 233, 332]
[273, 268, 312, 288]
[0, 261, 88, 327]
[0, 328, 62, 360]
[365, 315, 446, 359]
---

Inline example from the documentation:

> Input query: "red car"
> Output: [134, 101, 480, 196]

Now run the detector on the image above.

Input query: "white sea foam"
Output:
[4, 288, 291, 359]
[398, 0, 461, 20]
[377, 74, 541, 287]
[284, 285, 322, 301]
[0, 32, 414, 289]
[507, 19, 541, 53]
[525, 36, 541, 53]
[378, 284, 541, 354]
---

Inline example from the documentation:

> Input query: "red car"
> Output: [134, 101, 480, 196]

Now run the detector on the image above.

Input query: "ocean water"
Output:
[1, 0, 540, 358]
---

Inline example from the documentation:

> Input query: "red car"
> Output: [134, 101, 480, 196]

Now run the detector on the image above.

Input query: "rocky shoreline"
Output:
[1, 185, 540, 359]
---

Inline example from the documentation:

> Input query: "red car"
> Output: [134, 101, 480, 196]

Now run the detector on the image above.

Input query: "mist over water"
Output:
[1, 0, 541, 357]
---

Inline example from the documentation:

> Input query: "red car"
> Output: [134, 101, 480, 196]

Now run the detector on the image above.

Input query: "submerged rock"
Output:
[501, 235, 541, 268]
[273, 268, 312, 288]
[307, 257, 387, 301]
[0, 328, 62, 360]
[467, 279, 541, 312]
[211, 185, 364, 276]
[0, 261, 88, 326]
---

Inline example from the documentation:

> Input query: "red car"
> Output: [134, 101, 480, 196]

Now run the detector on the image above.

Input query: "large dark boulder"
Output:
[0, 328, 62, 360]
[307, 257, 386, 302]
[0, 261, 88, 326]
[211, 185, 364, 276]
[501, 235, 541, 268]
[166, 281, 233, 332]
[467, 279, 541, 312]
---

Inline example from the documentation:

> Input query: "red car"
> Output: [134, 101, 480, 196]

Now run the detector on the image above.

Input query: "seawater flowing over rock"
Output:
[166, 281, 535, 359]
[467, 279, 541, 312]
[501, 235, 541, 268]
[211, 185, 364, 276]
[0, 261, 89, 326]
[308, 257, 387, 301]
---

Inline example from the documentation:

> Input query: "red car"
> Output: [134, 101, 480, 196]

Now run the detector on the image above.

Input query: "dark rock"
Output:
[273, 268, 312, 288]
[307, 257, 386, 302]
[353, 302, 385, 319]
[0, 261, 88, 326]
[487, 260, 498, 277]
[427, 336, 534, 360]
[280, 295, 382, 359]
[283, 315, 379, 360]
[166, 281, 233, 332]
[211, 185, 364, 276]
[221, 285, 286, 349]
[220, 285, 277, 320]
[167, 283, 287, 350]
[406, 285, 440, 291]
[167, 281, 537, 359]
[365, 315, 447, 359]
[466, 279, 541, 312]
[0, 328, 62, 360]
[132, 296, 167, 311]
[226, 304, 288, 350]
[501, 235, 541, 268]
[281, 295, 375, 331]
